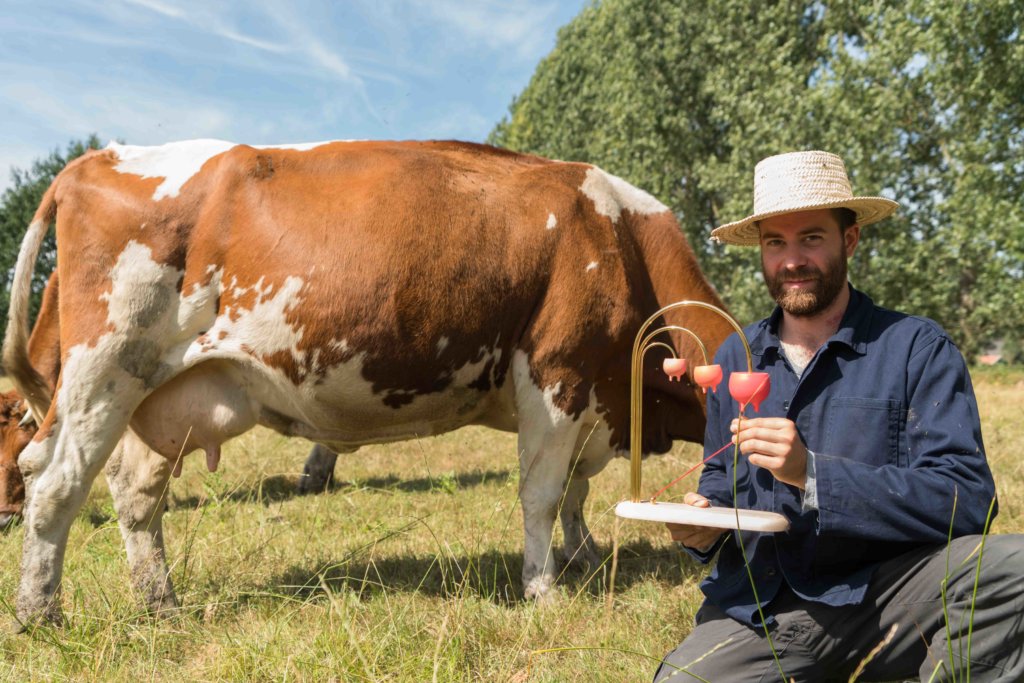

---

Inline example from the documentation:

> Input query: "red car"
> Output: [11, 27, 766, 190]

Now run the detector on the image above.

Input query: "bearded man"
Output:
[656, 151, 1024, 682]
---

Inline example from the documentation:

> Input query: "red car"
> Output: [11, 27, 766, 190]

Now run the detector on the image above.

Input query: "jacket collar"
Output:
[749, 284, 873, 357]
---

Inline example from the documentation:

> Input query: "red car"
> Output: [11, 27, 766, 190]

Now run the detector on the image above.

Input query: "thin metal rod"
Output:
[639, 326, 710, 366]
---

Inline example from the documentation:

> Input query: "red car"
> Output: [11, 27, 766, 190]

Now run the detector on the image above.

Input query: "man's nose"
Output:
[782, 249, 808, 269]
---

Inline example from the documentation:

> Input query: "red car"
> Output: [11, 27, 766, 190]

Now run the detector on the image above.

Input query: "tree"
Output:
[0, 135, 101, 333]
[490, 0, 1023, 359]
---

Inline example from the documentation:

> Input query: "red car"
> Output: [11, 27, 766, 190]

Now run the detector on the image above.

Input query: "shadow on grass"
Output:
[321, 468, 513, 495]
[248, 540, 707, 607]
[168, 468, 512, 510]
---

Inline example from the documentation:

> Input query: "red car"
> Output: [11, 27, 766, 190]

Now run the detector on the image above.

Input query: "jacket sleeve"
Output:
[814, 334, 996, 542]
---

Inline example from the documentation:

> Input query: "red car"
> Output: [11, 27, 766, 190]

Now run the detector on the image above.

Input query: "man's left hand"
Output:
[731, 417, 808, 489]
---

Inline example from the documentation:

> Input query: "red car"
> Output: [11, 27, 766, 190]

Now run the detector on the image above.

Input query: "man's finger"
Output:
[739, 438, 788, 458]
[732, 417, 793, 432]
[736, 426, 791, 444]
[683, 492, 711, 507]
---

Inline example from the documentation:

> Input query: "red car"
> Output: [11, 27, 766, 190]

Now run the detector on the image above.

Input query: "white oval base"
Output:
[615, 501, 790, 532]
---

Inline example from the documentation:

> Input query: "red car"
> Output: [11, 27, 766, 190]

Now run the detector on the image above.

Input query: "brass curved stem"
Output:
[629, 300, 752, 501]
[639, 326, 710, 366]
[641, 341, 678, 360]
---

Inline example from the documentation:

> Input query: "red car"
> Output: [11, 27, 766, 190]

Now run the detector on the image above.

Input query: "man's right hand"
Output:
[665, 492, 727, 552]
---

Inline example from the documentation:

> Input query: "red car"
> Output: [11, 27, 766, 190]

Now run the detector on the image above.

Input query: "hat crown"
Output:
[752, 151, 854, 215]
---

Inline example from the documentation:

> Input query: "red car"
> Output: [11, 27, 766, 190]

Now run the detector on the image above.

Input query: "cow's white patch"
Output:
[436, 336, 449, 356]
[101, 240, 182, 330]
[580, 166, 668, 223]
[108, 139, 339, 201]
[198, 275, 308, 369]
[109, 140, 236, 201]
[546, 213, 557, 230]
[586, 261, 598, 272]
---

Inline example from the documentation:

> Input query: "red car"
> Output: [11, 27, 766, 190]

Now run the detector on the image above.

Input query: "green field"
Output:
[0, 368, 1020, 681]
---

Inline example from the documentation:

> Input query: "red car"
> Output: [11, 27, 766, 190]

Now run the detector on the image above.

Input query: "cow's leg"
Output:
[104, 431, 177, 614]
[513, 354, 585, 602]
[559, 477, 599, 570]
[16, 406, 130, 627]
[297, 443, 340, 494]
[560, 422, 616, 572]
[16, 344, 149, 627]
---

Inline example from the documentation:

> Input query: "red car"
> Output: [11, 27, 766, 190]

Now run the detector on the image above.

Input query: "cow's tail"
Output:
[2, 182, 57, 419]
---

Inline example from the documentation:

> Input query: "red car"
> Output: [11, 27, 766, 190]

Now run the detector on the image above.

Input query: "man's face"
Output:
[759, 209, 860, 317]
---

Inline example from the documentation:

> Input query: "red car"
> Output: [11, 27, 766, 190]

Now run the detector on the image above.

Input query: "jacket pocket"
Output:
[822, 397, 902, 466]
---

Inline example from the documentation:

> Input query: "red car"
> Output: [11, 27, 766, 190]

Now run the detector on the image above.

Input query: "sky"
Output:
[0, 0, 589, 192]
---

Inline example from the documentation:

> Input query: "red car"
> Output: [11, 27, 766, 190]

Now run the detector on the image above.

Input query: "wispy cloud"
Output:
[121, 0, 291, 54]
[122, 0, 185, 20]
[410, 0, 561, 59]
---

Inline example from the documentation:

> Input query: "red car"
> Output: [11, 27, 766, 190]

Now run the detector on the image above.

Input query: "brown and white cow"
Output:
[4, 139, 731, 625]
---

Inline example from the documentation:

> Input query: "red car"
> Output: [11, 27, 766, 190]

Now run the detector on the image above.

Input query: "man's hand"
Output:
[665, 492, 727, 552]
[732, 417, 808, 489]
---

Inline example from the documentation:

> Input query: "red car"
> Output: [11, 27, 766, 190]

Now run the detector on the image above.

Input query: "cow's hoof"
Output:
[562, 545, 602, 574]
[523, 576, 559, 604]
[144, 590, 179, 617]
[297, 471, 331, 495]
[14, 601, 64, 632]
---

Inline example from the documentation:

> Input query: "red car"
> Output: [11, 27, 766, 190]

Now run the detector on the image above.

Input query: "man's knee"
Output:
[962, 533, 1024, 582]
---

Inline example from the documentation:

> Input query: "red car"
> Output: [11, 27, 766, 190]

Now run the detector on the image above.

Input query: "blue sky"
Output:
[1, 0, 589, 192]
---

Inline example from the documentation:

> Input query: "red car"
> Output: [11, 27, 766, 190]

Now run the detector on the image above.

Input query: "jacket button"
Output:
[766, 568, 776, 577]
[783, 401, 790, 410]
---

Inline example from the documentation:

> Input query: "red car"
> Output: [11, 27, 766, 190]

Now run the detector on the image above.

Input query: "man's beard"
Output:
[763, 252, 848, 317]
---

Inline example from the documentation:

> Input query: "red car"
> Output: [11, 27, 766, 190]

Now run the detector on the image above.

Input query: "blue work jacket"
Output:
[691, 285, 996, 628]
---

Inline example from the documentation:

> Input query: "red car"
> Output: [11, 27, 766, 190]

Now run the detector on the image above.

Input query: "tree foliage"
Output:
[0, 135, 101, 333]
[490, 0, 1023, 359]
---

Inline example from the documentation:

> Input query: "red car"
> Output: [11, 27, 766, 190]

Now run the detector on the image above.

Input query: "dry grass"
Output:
[0, 367, 1019, 681]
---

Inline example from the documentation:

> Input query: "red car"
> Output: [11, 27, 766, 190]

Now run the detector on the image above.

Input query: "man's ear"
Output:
[844, 224, 861, 258]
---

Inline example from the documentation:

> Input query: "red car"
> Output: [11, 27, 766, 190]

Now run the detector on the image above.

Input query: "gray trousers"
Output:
[654, 534, 1024, 682]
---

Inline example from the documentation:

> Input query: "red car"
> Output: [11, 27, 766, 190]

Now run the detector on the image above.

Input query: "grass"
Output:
[0, 367, 1021, 681]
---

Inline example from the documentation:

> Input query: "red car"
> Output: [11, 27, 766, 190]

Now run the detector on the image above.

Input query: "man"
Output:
[655, 151, 1024, 682]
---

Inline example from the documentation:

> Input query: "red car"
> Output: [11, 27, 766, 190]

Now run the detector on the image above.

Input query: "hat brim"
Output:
[710, 197, 899, 246]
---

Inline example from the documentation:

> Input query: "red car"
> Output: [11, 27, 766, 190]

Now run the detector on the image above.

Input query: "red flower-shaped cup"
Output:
[662, 357, 688, 382]
[692, 364, 723, 393]
[728, 371, 770, 412]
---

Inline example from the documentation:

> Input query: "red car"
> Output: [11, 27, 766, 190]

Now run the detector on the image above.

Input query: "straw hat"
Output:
[710, 151, 899, 246]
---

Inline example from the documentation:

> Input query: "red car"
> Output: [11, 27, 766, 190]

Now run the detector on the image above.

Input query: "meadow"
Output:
[0, 367, 1020, 682]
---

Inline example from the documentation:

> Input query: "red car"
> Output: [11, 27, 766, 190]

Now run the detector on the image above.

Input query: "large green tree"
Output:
[490, 0, 1023, 359]
[0, 136, 101, 333]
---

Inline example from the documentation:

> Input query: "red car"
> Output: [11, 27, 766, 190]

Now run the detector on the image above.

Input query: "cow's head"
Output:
[0, 390, 31, 529]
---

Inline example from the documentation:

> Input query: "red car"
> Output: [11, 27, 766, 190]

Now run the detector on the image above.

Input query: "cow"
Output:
[4, 139, 732, 626]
